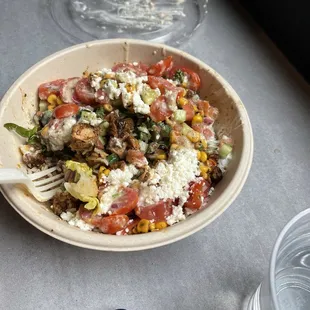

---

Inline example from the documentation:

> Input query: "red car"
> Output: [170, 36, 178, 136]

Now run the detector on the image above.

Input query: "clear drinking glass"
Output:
[245, 208, 310, 310]
[48, 0, 208, 46]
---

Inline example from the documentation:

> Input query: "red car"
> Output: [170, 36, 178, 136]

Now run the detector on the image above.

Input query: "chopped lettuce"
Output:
[64, 161, 99, 210]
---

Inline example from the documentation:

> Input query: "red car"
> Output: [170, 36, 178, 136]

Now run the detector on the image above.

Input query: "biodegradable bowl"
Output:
[0, 39, 253, 251]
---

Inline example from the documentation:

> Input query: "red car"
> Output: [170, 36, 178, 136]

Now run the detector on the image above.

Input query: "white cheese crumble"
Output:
[165, 90, 178, 111]
[79, 111, 103, 127]
[166, 205, 186, 225]
[98, 165, 139, 214]
[103, 79, 121, 100]
[133, 92, 150, 114]
[138, 148, 199, 206]
[218, 152, 232, 172]
[47, 117, 77, 151]
[60, 210, 94, 231]
[90, 75, 102, 91]
[119, 83, 133, 107]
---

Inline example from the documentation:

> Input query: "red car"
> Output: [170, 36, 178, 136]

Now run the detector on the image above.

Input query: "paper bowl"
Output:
[0, 39, 253, 251]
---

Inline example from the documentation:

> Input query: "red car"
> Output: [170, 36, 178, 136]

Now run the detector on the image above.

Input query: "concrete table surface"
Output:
[1, 1, 310, 309]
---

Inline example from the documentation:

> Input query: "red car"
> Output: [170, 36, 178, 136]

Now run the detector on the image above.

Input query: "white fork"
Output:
[0, 166, 64, 202]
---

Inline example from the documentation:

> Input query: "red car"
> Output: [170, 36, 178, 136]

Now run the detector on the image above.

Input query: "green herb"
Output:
[4, 123, 38, 138]
[173, 69, 185, 84]
[107, 153, 119, 165]
[158, 123, 171, 138]
[95, 107, 105, 119]
[27, 134, 40, 145]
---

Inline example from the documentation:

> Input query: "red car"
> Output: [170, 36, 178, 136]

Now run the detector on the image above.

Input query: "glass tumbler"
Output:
[245, 208, 310, 310]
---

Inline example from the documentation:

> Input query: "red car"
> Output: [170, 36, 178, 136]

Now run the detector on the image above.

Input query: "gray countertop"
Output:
[1, 1, 310, 309]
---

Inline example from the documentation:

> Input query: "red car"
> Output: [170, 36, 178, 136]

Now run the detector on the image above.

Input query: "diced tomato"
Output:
[95, 215, 129, 234]
[74, 78, 96, 105]
[79, 205, 129, 234]
[148, 76, 175, 93]
[169, 67, 201, 91]
[207, 106, 219, 120]
[126, 150, 148, 168]
[53, 103, 79, 119]
[184, 180, 211, 210]
[148, 56, 173, 77]
[192, 123, 214, 140]
[59, 77, 80, 103]
[95, 89, 110, 105]
[150, 95, 173, 122]
[135, 200, 172, 222]
[38, 79, 65, 100]
[182, 102, 195, 121]
[72, 90, 82, 104]
[197, 100, 210, 115]
[118, 218, 140, 235]
[112, 62, 148, 76]
[110, 187, 139, 215]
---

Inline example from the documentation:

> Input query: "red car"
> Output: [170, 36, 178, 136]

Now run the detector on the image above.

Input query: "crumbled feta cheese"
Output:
[133, 92, 150, 114]
[139, 140, 148, 153]
[165, 90, 178, 111]
[98, 165, 139, 214]
[47, 117, 76, 151]
[132, 62, 138, 66]
[166, 205, 186, 225]
[119, 83, 133, 107]
[116, 70, 147, 85]
[138, 148, 199, 206]
[60, 210, 94, 231]
[166, 79, 178, 86]
[90, 75, 102, 91]
[103, 79, 121, 100]
[79, 111, 102, 127]
[110, 137, 123, 148]
[218, 153, 232, 172]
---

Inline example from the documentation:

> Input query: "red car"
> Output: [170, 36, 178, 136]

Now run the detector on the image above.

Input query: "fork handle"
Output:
[0, 169, 28, 184]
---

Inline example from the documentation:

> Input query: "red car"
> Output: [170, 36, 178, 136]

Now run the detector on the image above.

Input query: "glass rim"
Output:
[269, 208, 310, 310]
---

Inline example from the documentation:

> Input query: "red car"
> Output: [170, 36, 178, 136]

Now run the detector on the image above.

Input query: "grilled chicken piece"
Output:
[70, 123, 99, 152]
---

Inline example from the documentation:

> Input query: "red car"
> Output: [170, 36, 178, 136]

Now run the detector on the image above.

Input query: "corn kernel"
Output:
[200, 151, 207, 162]
[98, 166, 105, 180]
[155, 222, 167, 230]
[156, 153, 167, 160]
[170, 130, 178, 143]
[47, 104, 55, 111]
[126, 84, 136, 92]
[103, 169, 111, 176]
[104, 72, 115, 79]
[170, 143, 179, 150]
[201, 139, 208, 148]
[103, 103, 113, 112]
[186, 130, 200, 143]
[47, 94, 62, 105]
[192, 113, 203, 124]
[149, 223, 156, 232]
[137, 219, 150, 233]
[41, 125, 49, 138]
[200, 164, 209, 174]
[197, 151, 201, 161]
[193, 105, 198, 112]
[100, 79, 107, 88]
[178, 97, 188, 107]
[202, 172, 208, 179]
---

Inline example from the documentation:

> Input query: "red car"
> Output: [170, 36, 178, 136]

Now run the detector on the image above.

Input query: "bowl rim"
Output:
[0, 39, 254, 251]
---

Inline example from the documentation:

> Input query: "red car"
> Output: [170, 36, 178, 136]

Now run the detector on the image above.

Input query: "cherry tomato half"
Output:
[150, 95, 173, 122]
[184, 180, 211, 210]
[74, 78, 96, 105]
[135, 200, 172, 222]
[53, 103, 79, 119]
[110, 187, 139, 215]
[148, 56, 173, 77]
[38, 79, 65, 100]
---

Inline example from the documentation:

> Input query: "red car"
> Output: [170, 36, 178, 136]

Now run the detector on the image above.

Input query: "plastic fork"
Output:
[0, 166, 64, 202]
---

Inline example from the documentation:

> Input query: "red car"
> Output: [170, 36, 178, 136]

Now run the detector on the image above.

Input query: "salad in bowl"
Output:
[4, 56, 234, 236]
